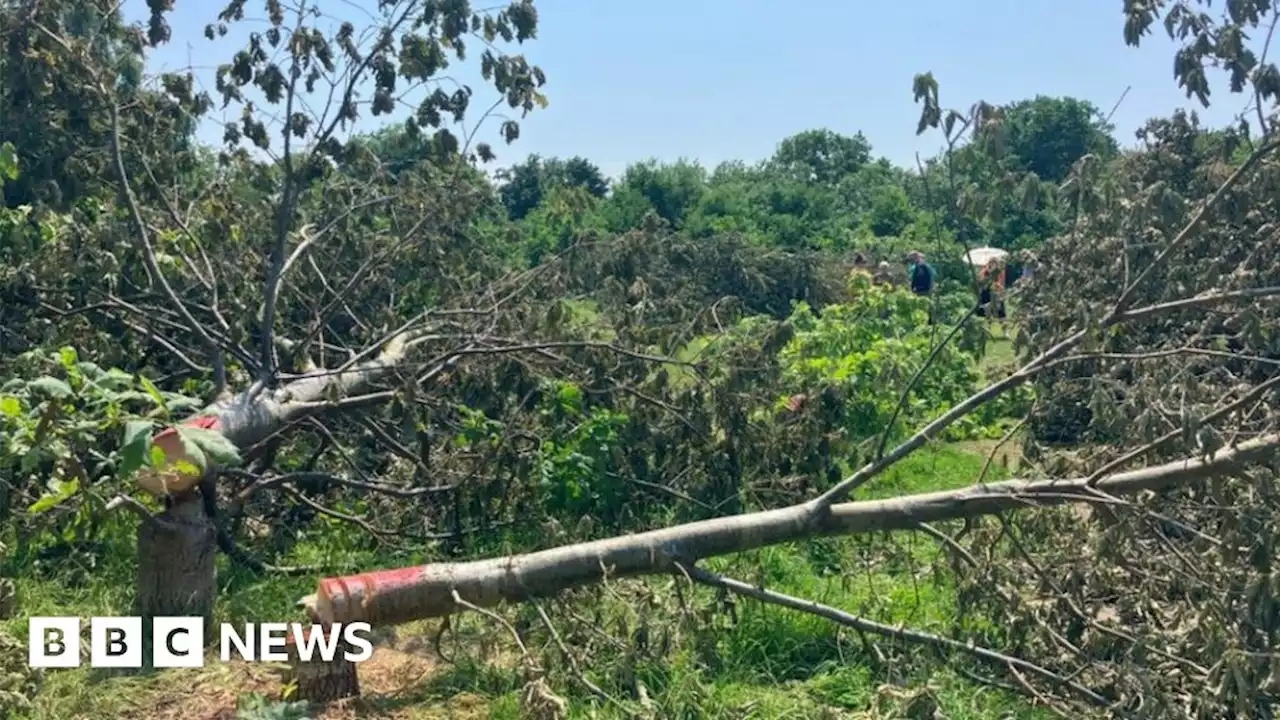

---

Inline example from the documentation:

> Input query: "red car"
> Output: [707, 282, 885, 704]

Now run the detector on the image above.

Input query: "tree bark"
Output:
[286, 626, 360, 702]
[302, 433, 1280, 626]
[136, 491, 217, 641]
[136, 336, 417, 497]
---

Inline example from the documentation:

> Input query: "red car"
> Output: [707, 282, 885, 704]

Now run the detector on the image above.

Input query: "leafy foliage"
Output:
[496, 154, 609, 220]
[777, 280, 980, 447]
[235, 693, 312, 720]
[0, 344, 203, 557]
[6, 0, 1280, 717]
[0, 630, 42, 715]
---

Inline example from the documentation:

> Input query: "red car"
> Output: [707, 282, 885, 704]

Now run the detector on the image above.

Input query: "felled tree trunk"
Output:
[285, 625, 360, 702]
[136, 491, 217, 640]
[301, 434, 1280, 626]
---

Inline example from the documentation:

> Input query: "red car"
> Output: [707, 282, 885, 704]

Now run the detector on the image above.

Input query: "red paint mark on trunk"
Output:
[319, 566, 424, 604]
[153, 413, 223, 441]
[186, 414, 222, 430]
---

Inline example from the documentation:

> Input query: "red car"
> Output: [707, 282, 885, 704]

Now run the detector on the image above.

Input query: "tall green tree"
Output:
[768, 128, 872, 185]
[0, 0, 204, 209]
[496, 154, 609, 220]
[612, 158, 706, 227]
[995, 96, 1119, 183]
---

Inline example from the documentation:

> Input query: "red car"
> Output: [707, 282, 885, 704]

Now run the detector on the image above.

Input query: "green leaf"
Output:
[28, 477, 80, 514]
[162, 395, 203, 412]
[556, 382, 582, 409]
[174, 428, 208, 471]
[173, 460, 201, 476]
[76, 361, 105, 379]
[178, 426, 241, 466]
[28, 376, 73, 398]
[0, 395, 19, 418]
[120, 420, 154, 477]
[28, 493, 60, 514]
[103, 368, 134, 387]
[0, 142, 18, 181]
[58, 347, 78, 370]
[138, 375, 167, 411]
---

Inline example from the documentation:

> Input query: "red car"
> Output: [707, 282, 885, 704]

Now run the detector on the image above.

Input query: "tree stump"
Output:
[285, 625, 360, 702]
[136, 491, 217, 642]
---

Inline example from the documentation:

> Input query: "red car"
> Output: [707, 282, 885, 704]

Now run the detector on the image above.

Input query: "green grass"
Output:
[5, 443, 1053, 719]
[4, 340, 1042, 719]
[979, 320, 1016, 371]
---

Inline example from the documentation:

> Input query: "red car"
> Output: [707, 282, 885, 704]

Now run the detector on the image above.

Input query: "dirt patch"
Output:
[108, 644, 446, 720]
[316, 647, 444, 719]
[113, 662, 279, 720]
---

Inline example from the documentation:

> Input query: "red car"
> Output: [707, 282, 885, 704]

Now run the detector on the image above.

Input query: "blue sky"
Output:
[127, 0, 1252, 179]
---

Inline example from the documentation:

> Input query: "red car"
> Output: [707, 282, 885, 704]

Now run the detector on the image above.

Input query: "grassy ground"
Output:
[981, 321, 1016, 369]
[7, 445, 1046, 720]
[6, 319, 1043, 719]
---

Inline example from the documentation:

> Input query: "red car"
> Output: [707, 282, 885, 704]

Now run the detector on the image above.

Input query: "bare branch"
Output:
[1111, 137, 1280, 313]
[680, 564, 1110, 708]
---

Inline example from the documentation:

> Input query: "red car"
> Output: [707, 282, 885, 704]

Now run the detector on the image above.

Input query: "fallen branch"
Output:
[679, 563, 1110, 708]
[300, 432, 1280, 625]
[134, 335, 693, 497]
[531, 600, 633, 714]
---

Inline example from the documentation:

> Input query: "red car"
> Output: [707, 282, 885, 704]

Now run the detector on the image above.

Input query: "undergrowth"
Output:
[6, 444, 1052, 719]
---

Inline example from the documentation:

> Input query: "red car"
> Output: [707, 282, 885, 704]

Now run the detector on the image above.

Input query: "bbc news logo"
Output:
[28, 617, 374, 668]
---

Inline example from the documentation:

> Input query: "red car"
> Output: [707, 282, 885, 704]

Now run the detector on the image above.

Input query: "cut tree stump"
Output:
[285, 625, 361, 703]
[136, 491, 217, 641]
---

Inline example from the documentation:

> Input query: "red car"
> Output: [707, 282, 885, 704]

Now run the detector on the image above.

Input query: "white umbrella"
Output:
[963, 246, 1008, 267]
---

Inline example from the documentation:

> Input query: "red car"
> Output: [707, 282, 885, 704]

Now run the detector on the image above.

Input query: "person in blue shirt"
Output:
[907, 251, 934, 296]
